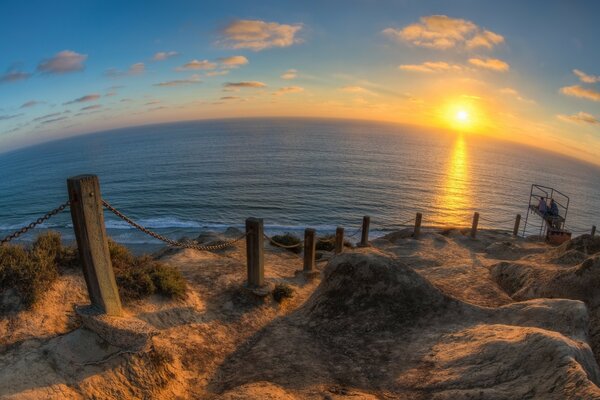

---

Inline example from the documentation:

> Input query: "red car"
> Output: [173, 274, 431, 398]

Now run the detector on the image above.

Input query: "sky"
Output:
[1, 0, 599, 164]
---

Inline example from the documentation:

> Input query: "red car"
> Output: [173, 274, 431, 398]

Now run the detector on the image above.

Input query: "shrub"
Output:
[272, 283, 294, 303]
[108, 240, 186, 300]
[0, 231, 64, 310]
[316, 235, 336, 251]
[270, 233, 302, 253]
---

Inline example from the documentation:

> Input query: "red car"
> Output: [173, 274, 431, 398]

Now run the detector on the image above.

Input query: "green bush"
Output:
[270, 233, 302, 253]
[0, 231, 64, 309]
[108, 240, 186, 300]
[272, 283, 294, 303]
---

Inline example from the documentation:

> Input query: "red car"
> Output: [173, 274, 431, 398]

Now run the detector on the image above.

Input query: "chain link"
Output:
[1, 201, 70, 245]
[102, 200, 246, 251]
[263, 233, 303, 249]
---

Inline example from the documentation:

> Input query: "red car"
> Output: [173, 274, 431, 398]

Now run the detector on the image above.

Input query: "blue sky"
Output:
[1, 0, 599, 163]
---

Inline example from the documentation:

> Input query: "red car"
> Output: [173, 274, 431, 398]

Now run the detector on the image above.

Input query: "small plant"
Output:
[270, 233, 302, 253]
[316, 235, 336, 251]
[108, 240, 186, 300]
[272, 283, 294, 303]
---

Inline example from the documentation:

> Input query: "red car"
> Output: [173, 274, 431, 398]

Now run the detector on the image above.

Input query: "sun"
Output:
[456, 110, 469, 123]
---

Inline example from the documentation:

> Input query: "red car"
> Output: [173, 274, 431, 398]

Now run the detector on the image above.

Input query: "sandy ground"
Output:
[1, 228, 600, 399]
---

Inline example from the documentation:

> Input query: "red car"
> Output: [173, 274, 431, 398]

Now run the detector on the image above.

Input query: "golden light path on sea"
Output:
[436, 134, 472, 226]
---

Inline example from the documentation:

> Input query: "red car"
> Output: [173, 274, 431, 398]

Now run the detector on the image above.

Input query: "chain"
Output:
[1, 201, 70, 245]
[478, 215, 516, 225]
[346, 227, 363, 238]
[263, 233, 303, 249]
[102, 199, 246, 251]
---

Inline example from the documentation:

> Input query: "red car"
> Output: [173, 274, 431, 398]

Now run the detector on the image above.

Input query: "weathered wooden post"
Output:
[513, 214, 521, 237]
[245, 218, 264, 288]
[335, 227, 344, 254]
[304, 228, 316, 271]
[471, 212, 480, 238]
[592, 225, 597, 237]
[67, 175, 122, 316]
[360, 216, 370, 247]
[414, 212, 423, 239]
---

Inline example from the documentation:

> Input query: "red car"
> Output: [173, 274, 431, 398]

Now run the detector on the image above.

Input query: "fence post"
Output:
[414, 212, 423, 239]
[304, 228, 316, 271]
[335, 227, 344, 254]
[67, 175, 122, 316]
[360, 216, 370, 247]
[592, 225, 597, 237]
[245, 218, 264, 288]
[513, 214, 521, 237]
[471, 212, 480, 238]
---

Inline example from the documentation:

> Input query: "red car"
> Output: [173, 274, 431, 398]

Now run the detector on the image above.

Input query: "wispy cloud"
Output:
[281, 69, 298, 79]
[206, 70, 230, 77]
[224, 81, 266, 88]
[274, 86, 304, 95]
[499, 87, 535, 103]
[105, 62, 145, 77]
[217, 55, 249, 68]
[0, 113, 23, 121]
[219, 19, 302, 51]
[154, 74, 202, 87]
[340, 86, 377, 96]
[37, 50, 87, 74]
[399, 61, 462, 73]
[383, 15, 504, 50]
[468, 57, 509, 71]
[557, 111, 600, 125]
[80, 104, 102, 111]
[573, 69, 600, 84]
[176, 59, 217, 71]
[0, 70, 31, 83]
[63, 94, 101, 105]
[20, 100, 43, 109]
[153, 51, 179, 61]
[560, 85, 600, 102]
[220, 96, 241, 100]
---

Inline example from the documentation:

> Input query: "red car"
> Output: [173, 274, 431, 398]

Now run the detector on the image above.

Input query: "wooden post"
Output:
[360, 216, 370, 247]
[592, 225, 597, 237]
[67, 175, 122, 316]
[335, 227, 344, 254]
[414, 212, 423, 239]
[513, 214, 521, 237]
[471, 212, 480, 238]
[245, 218, 264, 288]
[304, 228, 316, 271]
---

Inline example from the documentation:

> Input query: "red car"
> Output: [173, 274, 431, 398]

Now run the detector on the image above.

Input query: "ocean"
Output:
[1, 118, 599, 250]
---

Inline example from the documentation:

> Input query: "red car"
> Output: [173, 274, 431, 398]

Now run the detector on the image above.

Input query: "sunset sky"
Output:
[1, 0, 599, 164]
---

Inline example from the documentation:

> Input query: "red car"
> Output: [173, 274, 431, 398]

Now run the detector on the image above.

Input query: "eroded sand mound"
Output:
[210, 250, 600, 399]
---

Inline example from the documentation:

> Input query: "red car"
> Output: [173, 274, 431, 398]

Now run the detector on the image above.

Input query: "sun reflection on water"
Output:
[435, 135, 472, 225]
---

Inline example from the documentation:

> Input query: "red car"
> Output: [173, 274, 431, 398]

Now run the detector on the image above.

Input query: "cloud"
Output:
[37, 50, 87, 74]
[224, 81, 266, 88]
[33, 112, 62, 121]
[220, 96, 240, 100]
[0, 70, 31, 83]
[573, 69, 600, 84]
[40, 116, 68, 124]
[154, 74, 202, 87]
[63, 94, 101, 105]
[218, 55, 249, 68]
[340, 86, 376, 96]
[105, 62, 145, 77]
[176, 59, 217, 71]
[560, 85, 600, 102]
[557, 111, 600, 125]
[383, 15, 504, 50]
[153, 51, 178, 61]
[80, 104, 102, 111]
[281, 69, 298, 79]
[468, 57, 509, 71]
[398, 61, 462, 73]
[0, 113, 22, 121]
[206, 70, 230, 77]
[499, 87, 535, 103]
[219, 19, 302, 51]
[274, 86, 304, 95]
[20, 100, 42, 109]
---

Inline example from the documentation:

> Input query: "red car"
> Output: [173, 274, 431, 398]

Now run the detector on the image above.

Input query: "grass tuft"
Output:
[270, 233, 302, 253]
[272, 283, 294, 303]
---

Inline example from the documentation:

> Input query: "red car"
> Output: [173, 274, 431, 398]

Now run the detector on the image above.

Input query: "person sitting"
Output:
[538, 197, 548, 215]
